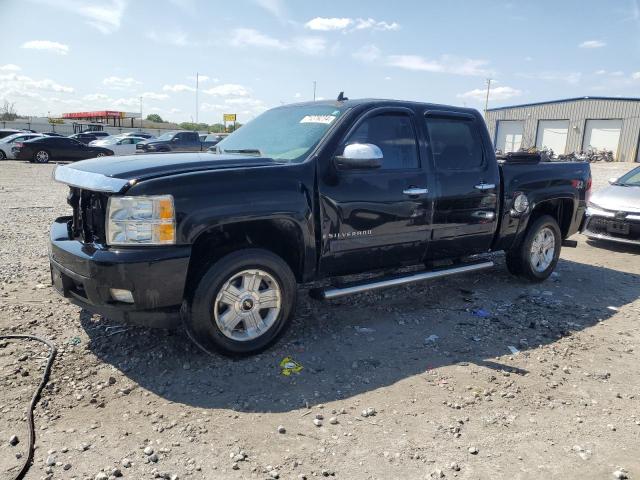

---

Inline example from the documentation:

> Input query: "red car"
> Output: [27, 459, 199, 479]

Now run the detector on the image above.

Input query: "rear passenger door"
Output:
[424, 112, 499, 259]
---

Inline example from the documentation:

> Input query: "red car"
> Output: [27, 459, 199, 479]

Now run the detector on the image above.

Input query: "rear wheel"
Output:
[0, 150, 6, 160]
[506, 215, 561, 282]
[184, 248, 297, 356]
[34, 150, 50, 163]
[96, 152, 105, 157]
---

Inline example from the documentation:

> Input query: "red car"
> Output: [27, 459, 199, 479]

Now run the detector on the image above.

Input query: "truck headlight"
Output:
[106, 195, 175, 245]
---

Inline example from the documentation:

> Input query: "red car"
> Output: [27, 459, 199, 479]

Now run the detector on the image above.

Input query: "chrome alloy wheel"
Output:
[213, 269, 282, 341]
[35, 150, 49, 163]
[530, 226, 555, 272]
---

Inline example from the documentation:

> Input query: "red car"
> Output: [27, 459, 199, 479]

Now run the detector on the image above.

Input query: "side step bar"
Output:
[311, 261, 494, 300]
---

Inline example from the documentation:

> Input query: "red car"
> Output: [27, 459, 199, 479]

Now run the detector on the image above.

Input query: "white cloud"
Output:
[294, 92, 302, 98]
[305, 17, 399, 32]
[141, 91, 169, 100]
[305, 17, 352, 31]
[292, 36, 326, 55]
[31, 0, 127, 34]
[230, 28, 326, 55]
[163, 84, 195, 93]
[0, 64, 21, 76]
[0, 73, 74, 93]
[204, 84, 250, 97]
[111, 97, 141, 108]
[632, 72, 640, 80]
[579, 40, 606, 48]
[595, 69, 607, 75]
[352, 44, 381, 63]
[457, 86, 522, 102]
[386, 54, 491, 76]
[230, 28, 287, 49]
[21, 40, 69, 55]
[0, 64, 21, 72]
[353, 18, 399, 31]
[200, 102, 226, 112]
[102, 76, 142, 89]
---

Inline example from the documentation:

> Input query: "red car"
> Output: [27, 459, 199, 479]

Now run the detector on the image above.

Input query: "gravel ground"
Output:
[0, 159, 638, 480]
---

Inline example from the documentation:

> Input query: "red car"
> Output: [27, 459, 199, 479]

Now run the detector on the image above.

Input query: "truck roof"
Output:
[282, 98, 480, 116]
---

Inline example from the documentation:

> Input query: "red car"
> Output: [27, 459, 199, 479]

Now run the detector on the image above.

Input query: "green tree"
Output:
[146, 113, 164, 123]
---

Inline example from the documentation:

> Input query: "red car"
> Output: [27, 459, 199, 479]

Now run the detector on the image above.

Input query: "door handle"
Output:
[403, 187, 428, 196]
[474, 183, 496, 191]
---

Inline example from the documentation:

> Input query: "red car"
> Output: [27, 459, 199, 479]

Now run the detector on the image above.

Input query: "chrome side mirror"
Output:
[335, 143, 383, 170]
[608, 177, 617, 184]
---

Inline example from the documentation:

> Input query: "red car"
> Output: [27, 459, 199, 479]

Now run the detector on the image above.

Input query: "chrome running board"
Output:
[312, 261, 494, 300]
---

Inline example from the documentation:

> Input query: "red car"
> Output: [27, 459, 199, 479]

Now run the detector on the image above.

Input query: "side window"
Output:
[345, 113, 419, 170]
[425, 116, 484, 170]
[121, 138, 132, 144]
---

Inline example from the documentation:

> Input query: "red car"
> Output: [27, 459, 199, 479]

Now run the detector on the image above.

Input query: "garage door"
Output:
[583, 119, 622, 157]
[496, 120, 524, 153]
[536, 120, 569, 154]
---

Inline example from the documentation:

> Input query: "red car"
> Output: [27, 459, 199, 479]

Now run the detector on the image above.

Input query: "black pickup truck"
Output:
[136, 130, 206, 153]
[49, 98, 591, 355]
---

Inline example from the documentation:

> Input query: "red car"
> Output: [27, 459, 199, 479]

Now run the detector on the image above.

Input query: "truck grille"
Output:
[67, 187, 107, 244]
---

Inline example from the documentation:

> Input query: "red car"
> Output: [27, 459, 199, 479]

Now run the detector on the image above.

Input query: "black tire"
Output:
[33, 150, 50, 163]
[184, 248, 297, 356]
[505, 215, 561, 282]
[0, 150, 6, 160]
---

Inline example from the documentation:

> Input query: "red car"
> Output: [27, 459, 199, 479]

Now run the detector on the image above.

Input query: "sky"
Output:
[1, 0, 640, 124]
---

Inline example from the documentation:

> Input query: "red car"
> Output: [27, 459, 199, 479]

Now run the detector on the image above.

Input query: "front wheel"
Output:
[0, 150, 6, 160]
[184, 248, 297, 356]
[506, 215, 561, 282]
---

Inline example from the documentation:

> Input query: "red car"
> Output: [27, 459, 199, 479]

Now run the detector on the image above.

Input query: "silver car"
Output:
[582, 165, 640, 246]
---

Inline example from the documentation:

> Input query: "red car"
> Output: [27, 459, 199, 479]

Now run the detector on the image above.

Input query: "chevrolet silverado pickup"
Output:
[49, 98, 591, 355]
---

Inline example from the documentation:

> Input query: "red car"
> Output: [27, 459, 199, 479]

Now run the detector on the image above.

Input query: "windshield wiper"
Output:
[221, 148, 262, 156]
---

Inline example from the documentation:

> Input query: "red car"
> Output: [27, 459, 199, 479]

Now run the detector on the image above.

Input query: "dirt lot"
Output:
[1, 160, 638, 480]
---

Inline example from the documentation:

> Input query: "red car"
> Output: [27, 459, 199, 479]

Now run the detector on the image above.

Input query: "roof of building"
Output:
[487, 96, 640, 112]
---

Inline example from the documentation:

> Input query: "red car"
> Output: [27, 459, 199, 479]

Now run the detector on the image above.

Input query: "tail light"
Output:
[572, 177, 592, 202]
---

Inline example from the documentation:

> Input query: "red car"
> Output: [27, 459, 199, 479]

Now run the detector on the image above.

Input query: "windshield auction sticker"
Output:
[300, 115, 336, 124]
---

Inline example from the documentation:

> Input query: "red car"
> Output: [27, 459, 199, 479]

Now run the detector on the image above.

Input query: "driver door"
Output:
[318, 108, 432, 276]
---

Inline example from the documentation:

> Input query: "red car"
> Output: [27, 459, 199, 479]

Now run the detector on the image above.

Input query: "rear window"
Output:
[425, 117, 484, 170]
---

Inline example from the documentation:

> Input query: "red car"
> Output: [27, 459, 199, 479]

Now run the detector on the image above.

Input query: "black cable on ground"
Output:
[1, 334, 57, 480]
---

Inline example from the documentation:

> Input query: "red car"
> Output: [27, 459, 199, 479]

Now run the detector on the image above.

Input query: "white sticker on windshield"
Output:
[300, 115, 336, 124]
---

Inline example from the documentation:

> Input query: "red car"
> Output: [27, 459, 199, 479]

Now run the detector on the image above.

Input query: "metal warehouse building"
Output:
[485, 96, 640, 162]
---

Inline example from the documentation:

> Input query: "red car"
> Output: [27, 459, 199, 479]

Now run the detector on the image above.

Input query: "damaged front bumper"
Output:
[49, 216, 191, 328]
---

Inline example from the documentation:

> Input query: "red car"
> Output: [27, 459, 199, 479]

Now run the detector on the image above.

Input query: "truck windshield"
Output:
[615, 166, 640, 187]
[156, 131, 177, 140]
[215, 104, 346, 162]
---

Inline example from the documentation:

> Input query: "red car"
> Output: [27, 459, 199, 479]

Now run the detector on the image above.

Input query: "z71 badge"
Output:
[323, 230, 372, 240]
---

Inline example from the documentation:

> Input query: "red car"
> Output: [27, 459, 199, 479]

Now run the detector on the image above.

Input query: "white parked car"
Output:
[89, 136, 147, 156]
[0, 132, 44, 159]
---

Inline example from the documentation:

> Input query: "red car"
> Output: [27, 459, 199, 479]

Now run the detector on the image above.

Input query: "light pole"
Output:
[483, 78, 492, 118]
[313, 80, 316, 101]
[195, 72, 199, 125]
[139, 96, 143, 130]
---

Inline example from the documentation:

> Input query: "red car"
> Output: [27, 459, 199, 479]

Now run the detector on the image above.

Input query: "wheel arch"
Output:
[184, 217, 306, 301]
[514, 196, 575, 244]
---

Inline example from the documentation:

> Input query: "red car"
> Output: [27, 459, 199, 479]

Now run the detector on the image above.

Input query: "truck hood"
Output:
[54, 152, 278, 193]
[590, 184, 640, 213]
